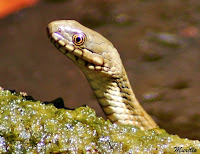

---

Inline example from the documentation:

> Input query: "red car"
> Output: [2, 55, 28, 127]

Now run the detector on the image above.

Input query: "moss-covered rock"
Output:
[0, 88, 199, 153]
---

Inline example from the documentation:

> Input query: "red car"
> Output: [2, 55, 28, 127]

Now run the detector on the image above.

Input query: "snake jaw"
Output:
[48, 29, 106, 75]
[48, 30, 111, 75]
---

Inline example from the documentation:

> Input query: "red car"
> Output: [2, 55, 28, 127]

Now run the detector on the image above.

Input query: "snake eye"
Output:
[72, 33, 87, 46]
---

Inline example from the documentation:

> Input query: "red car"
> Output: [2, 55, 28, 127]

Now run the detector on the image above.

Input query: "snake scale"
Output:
[47, 20, 158, 130]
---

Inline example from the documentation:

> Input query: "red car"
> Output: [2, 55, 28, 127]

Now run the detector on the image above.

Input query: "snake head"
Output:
[47, 20, 123, 78]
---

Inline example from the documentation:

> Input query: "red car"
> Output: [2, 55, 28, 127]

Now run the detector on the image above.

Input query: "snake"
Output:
[47, 20, 158, 130]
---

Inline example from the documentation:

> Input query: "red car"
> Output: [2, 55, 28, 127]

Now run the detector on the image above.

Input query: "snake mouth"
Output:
[47, 30, 111, 73]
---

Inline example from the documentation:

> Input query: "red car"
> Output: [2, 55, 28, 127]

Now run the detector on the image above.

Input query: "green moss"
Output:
[0, 88, 199, 153]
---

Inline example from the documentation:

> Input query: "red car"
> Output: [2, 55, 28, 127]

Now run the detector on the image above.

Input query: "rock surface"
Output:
[0, 88, 199, 153]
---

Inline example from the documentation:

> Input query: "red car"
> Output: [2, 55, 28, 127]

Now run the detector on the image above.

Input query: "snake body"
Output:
[47, 20, 158, 130]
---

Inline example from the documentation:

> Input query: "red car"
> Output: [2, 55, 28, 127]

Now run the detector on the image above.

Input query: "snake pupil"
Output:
[76, 37, 81, 42]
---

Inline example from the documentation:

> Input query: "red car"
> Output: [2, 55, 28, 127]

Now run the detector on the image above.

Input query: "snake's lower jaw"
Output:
[48, 35, 112, 77]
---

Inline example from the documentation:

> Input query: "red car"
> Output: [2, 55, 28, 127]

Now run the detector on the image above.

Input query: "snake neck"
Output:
[84, 67, 158, 130]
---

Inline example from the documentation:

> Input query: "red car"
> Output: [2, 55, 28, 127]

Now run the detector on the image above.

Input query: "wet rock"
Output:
[114, 13, 132, 26]
[142, 49, 163, 61]
[179, 26, 199, 38]
[148, 32, 182, 48]
[142, 90, 163, 103]
[171, 80, 189, 90]
[0, 88, 199, 153]
[139, 40, 164, 62]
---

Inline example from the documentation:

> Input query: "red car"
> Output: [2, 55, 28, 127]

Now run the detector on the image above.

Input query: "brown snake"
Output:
[47, 20, 158, 130]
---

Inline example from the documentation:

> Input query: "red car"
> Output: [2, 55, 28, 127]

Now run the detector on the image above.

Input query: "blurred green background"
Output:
[0, 0, 200, 140]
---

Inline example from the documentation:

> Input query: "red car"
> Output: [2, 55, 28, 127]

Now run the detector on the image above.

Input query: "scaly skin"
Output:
[47, 20, 158, 130]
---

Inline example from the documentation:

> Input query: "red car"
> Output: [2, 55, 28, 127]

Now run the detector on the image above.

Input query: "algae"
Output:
[0, 88, 199, 153]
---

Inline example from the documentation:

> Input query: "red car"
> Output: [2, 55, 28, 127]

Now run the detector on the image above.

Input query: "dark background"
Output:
[0, 0, 200, 140]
